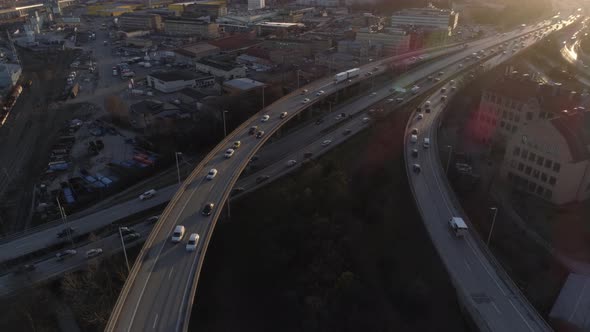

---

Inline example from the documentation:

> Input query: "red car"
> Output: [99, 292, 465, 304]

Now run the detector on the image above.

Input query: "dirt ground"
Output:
[0, 48, 82, 234]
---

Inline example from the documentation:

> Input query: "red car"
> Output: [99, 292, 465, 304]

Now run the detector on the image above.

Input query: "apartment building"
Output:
[469, 74, 579, 146]
[164, 17, 219, 38]
[355, 27, 411, 56]
[501, 110, 590, 205]
[118, 12, 163, 32]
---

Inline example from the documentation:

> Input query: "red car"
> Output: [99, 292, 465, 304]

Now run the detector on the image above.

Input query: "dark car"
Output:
[119, 227, 135, 236]
[57, 227, 75, 238]
[202, 203, 214, 216]
[343, 129, 352, 135]
[123, 232, 141, 242]
[315, 119, 324, 125]
[256, 175, 270, 184]
[411, 149, 419, 158]
[412, 164, 421, 174]
[256, 131, 265, 139]
[14, 264, 36, 274]
[56, 249, 77, 261]
[248, 126, 258, 135]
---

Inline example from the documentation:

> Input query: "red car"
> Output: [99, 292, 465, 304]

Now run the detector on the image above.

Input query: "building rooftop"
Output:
[223, 78, 265, 91]
[130, 100, 164, 115]
[178, 87, 208, 100]
[196, 58, 241, 72]
[149, 70, 209, 82]
[208, 32, 261, 51]
[164, 16, 212, 24]
[175, 43, 220, 58]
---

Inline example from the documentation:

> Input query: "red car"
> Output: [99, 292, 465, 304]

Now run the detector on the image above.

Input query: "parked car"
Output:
[139, 189, 157, 200]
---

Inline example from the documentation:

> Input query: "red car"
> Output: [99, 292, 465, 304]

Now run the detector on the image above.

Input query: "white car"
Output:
[316, 90, 325, 96]
[171, 225, 185, 243]
[206, 168, 218, 180]
[139, 189, 157, 200]
[424, 101, 431, 107]
[286, 160, 297, 167]
[410, 134, 418, 143]
[86, 248, 103, 258]
[186, 233, 200, 251]
[261, 115, 270, 122]
[224, 148, 235, 158]
[302, 98, 310, 104]
[370, 92, 377, 97]
[280, 112, 288, 119]
[362, 117, 370, 123]
[416, 114, 424, 120]
[321, 139, 332, 147]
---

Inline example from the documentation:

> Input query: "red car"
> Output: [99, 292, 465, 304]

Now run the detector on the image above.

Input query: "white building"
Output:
[391, 5, 458, 31]
[248, 0, 265, 11]
[0, 63, 22, 88]
[195, 58, 246, 80]
[147, 71, 215, 93]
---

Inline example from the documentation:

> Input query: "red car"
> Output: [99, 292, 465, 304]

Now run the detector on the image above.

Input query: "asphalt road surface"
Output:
[107, 20, 564, 332]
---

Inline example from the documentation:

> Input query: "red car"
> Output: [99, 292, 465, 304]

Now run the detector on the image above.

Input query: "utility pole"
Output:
[487, 207, 498, 246]
[175, 152, 182, 185]
[56, 197, 74, 248]
[262, 85, 266, 109]
[222, 110, 228, 137]
[118, 227, 130, 272]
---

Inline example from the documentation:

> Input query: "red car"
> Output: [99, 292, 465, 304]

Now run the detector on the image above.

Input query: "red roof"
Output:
[208, 32, 261, 51]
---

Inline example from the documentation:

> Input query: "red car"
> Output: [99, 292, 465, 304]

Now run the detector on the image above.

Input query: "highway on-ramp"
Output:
[106, 20, 567, 332]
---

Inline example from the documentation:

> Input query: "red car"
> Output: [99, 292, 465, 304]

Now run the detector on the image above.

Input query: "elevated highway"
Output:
[107, 19, 567, 332]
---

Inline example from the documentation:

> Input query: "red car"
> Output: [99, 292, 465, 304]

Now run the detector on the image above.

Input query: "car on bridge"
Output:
[321, 139, 332, 147]
[57, 227, 75, 238]
[248, 126, 258, 135]
[123, 233, 141, 242]
[232, 141, 241, 149]
[171, 225, 185, 243]
[302, 98, 310, 104]
[206, 169, 218, 180]
[186, 233, 200, 251]
[224, 149, 235, 158]
[316, 90, 325, 96]
[139, 189, 157, 201]
[261, 115, 270, 122]
[201, 203, 214, 216]
[56, 249, 77, 261]
[280, 112, 288, 119]
[286, 160, 297, 167]
[256, 131, 265, 139]
[86, 248, 103, 258]
[412, 164, 421, 174]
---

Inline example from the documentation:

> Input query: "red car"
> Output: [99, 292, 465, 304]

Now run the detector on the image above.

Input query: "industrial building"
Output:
[164, 17, 219, 38]
[118, 12, 163, 32]
[195, 58, 246, 80]
[147, 71, 215, 93]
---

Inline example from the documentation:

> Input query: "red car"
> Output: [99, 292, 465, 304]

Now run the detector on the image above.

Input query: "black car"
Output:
[315, 119, 324, 125]
[248, 126, 258, 135]
[57, 227, 75, 238]
[412, 164, 421, 174]
[202, 203, 215, 216]
[123, 232, 141, 242]
[343, 129, 352, 135]
[411, 149, 419, 158]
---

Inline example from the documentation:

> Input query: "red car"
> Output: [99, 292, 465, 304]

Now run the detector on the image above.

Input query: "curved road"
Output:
[106, 20, 565, 332]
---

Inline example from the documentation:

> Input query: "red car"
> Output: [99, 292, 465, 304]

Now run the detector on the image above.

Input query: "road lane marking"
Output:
[492, 302, 502, 314]
[464, 259, 472, 272]
[168, 266, 175, 280]
[152, 314, 159, 329]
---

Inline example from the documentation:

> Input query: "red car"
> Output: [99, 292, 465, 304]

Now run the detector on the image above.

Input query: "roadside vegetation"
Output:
[191, 111, 467, 331]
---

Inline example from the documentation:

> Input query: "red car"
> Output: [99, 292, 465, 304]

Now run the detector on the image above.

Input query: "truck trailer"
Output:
[333, 68, 360, 83]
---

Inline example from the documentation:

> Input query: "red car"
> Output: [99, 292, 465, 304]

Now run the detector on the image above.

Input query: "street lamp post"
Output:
[487, 207, 498, 246]
[446, 145, 453, 175]
[222, 110, 228, 137]
[118, 227, 130, 272]
[262, 86, 266, 109]
[175, 152, 182, 185]
[56, 197, 74, 248]
[297, 70, 301, 89]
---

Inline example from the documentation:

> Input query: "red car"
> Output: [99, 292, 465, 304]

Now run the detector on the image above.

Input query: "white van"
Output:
[449, 217, 468, 237]
[423, 138, 430, 149]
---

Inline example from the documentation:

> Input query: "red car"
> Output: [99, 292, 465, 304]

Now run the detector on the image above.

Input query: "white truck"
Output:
[333, 68, 360, 83]
[449, 217, 468, 237]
